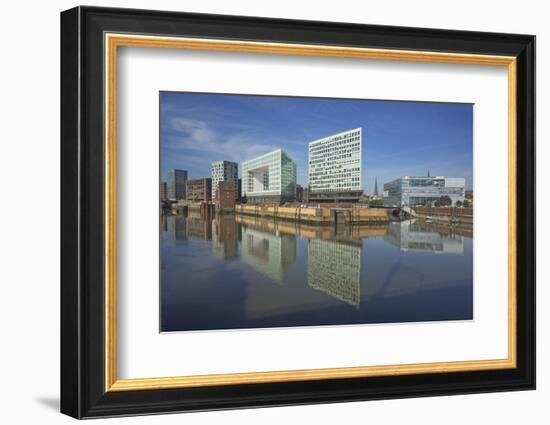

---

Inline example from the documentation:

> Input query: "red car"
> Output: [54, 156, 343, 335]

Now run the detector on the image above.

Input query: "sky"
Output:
[160, 91, 473, 193]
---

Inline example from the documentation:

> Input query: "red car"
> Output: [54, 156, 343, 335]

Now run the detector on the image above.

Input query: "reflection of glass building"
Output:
[383, 176, 465, 207]
[167, 169, 188, 200]
[307, 239, 361, 306]
[384, 221, 464, 254]
[212, 215, 239, 259]
[241, 149, 296, 204]
[166, 215, 187, 241]
[308, 128, 362, 202]
[241, 226, 296, 283]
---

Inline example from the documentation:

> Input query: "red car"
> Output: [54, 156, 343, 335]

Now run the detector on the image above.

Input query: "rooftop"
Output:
[309, 127, 362, 146]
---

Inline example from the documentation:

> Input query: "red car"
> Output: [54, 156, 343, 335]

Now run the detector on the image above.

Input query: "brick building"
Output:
[216, 180, 237, 212]
[160, 181, 168, 201]
[186, 178, 212, 202]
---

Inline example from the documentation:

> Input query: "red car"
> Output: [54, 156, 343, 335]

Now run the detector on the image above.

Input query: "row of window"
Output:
[309, 132, 361, 154]
[311, 146, 360, 154]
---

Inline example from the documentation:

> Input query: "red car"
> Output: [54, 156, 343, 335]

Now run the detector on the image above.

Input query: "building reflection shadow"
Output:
[164, 215, 187, 241]
[384, 220, 464, 254]
[234, 214, 387, 241]
[161, 212, 473, 330]
[186, 211, 213, 240]
[212, 215, 239, 260]
[163, 214, 411, 306]
[307, 238, 361, 306]
[240, 225, 297, 284]
[234, 215, 363, 305]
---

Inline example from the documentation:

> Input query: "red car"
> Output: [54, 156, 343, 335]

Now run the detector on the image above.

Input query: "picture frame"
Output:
[60, 5, 535, 419]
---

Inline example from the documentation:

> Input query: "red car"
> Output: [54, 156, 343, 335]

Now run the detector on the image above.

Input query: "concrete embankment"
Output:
[235, 204, 391, 225]
[172, 201, 214, 216]
[413, 206, 473, 226]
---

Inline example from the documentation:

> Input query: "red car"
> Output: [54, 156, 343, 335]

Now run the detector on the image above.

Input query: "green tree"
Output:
[455, 200, 463, 208]
[438, 195, 452, 206]
[463, 199, 471, 208]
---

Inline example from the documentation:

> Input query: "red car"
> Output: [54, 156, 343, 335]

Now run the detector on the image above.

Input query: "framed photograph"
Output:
[60, 6, 535, 419]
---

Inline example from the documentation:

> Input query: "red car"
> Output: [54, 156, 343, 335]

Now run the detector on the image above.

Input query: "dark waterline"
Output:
[160, 214, 473, 332]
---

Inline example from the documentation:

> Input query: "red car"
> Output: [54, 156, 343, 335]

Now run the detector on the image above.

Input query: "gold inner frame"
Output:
[104, 33, 517, 392]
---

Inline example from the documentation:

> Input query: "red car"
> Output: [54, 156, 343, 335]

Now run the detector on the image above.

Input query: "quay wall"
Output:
[172, 201, 216, 216]
[235, 204, 390, 225]
[413, 206, 473, 226]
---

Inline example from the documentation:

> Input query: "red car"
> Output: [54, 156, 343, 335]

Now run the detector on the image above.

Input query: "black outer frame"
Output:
[60, 5, 535, 419]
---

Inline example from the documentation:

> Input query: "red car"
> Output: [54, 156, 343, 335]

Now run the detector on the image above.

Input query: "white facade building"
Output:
[211, 160, 238, 201]
[241, 149, 296, 204]
[308, 128, 362, 202]
[383, 175, 466, 207]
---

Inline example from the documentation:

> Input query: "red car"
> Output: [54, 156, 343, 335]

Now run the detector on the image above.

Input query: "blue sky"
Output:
[160, 92, 473, 193]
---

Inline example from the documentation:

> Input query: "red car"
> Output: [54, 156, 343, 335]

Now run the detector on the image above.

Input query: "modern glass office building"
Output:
[383, 176, 466, 207]
[308, 128, 362, 202]
[167, 169, 188, 200]
[211, 160, 238, 201]
[241, 149, 296, 204]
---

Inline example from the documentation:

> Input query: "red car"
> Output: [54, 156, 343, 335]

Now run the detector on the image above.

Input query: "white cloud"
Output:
[170, 117, 216, 144]
[166, 116, 282, 163]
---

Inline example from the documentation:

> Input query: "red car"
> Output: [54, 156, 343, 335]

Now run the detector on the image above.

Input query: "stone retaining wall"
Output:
[235, 204, 390, 225]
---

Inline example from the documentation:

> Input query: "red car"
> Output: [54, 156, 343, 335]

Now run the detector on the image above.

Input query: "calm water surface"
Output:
[160, 214, 473, 332]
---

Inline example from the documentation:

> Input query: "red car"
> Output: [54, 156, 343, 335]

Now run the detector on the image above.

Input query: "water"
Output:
[160, 214, 473, 332]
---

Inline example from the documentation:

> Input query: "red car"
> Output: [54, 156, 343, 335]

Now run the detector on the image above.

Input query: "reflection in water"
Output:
[212, 215, 239, 259]
[307, 239, 361, 306]
[240, 226, 297, 284]
[165, 214, 187, 241]
[384, 220, 464, 254]
[161, 215, 473, 332]
[186, 216, 212, 241]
